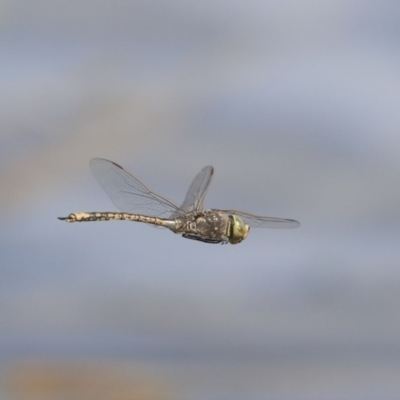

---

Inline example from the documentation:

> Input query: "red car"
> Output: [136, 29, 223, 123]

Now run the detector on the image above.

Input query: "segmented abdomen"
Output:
[58, 212, 173, 229]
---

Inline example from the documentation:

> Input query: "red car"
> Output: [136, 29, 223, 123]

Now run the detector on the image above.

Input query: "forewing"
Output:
[90, 158, 181, 218]
[172, 166, 213, 216]
[224, 210, 300, 228]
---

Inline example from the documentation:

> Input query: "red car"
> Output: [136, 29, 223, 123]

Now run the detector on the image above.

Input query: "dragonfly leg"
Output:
[182, 233, 225, 244]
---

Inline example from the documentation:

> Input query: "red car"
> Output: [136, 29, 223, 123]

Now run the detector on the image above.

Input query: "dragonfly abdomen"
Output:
[58, 212, 175, 229]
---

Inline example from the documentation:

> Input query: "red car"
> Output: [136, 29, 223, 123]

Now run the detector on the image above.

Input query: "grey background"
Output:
[1, 1, 400, 399]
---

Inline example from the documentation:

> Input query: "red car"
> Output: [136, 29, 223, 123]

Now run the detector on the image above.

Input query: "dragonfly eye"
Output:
[228, 215, 250, 244]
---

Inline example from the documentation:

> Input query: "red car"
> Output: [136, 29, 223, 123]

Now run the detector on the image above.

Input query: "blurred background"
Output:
[1, 1, 400, 399]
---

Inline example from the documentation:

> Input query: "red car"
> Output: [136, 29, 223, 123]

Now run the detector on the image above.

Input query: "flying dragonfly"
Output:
[59, 158, 300, 244]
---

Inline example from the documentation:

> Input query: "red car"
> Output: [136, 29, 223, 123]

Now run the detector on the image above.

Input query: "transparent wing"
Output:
[224, 210, 300, 228]
[171, 166, 213, 217]
[90, 158, 182, 218]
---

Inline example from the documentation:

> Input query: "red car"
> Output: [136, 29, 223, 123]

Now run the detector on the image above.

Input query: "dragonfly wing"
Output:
[172, 166, 214, 217]
[90, 158, 182, 218]
[223, 210, 300, 228]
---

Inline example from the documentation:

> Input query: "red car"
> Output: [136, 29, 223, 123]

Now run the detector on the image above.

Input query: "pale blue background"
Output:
[1, 1, 400, 399]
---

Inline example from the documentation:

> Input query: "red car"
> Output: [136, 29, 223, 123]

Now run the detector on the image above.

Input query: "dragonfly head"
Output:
[228, 215, 250, 244]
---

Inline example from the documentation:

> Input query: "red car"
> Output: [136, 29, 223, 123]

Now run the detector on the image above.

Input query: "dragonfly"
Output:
[59, 158, 300, 244]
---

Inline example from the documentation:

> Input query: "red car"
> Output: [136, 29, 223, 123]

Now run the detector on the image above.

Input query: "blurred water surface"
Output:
[1, 1, 400, 399]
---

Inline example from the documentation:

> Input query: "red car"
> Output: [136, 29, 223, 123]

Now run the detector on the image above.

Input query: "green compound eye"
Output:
[228, 215, 250, 244]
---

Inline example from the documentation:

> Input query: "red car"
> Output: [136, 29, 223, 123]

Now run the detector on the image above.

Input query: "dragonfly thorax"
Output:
[174, 210, 230, 243]
[173, 211, 250, 245]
